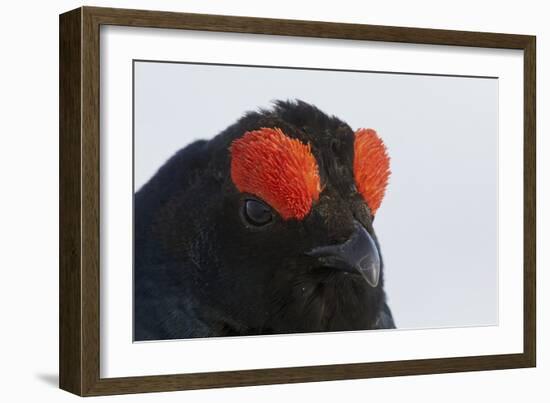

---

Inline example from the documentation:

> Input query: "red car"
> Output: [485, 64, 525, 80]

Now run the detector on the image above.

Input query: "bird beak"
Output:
[305, 221, 381, 287]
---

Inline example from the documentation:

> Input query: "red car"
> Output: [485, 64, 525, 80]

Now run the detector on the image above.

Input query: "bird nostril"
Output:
[325, 219, 357, 245]
[332, 234, 350, 245]
[328, 224, 357, 245]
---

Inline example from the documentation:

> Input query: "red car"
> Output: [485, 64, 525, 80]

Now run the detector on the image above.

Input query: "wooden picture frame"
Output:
[59, 6, 536, 396]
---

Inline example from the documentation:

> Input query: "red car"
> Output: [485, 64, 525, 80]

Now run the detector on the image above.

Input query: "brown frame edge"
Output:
[59, 5, 536, 396]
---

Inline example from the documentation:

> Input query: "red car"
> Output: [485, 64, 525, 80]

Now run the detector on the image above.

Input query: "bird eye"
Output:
[243, 199, 273, 226]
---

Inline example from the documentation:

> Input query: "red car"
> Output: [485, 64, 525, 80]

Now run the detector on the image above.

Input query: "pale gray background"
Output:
[134, 61, 498, 329]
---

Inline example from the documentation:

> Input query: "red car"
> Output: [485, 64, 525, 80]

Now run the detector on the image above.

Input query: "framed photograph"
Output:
[59, 6, 536, 396]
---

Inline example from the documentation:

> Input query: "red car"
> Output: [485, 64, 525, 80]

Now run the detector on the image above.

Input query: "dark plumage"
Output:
[134, 100, 395, 341]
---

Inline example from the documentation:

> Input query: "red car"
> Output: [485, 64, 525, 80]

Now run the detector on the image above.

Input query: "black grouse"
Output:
[134, 100, 395, 340]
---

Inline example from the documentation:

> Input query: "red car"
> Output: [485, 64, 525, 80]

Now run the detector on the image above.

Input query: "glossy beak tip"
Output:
[358, 255, 380, 288]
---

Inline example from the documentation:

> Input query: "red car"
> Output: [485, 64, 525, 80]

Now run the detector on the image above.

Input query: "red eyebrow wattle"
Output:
[353, 128, 390, 216]
[230, 128, 321, 220]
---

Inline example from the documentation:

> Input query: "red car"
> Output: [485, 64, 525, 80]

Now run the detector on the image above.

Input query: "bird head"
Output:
[196, 100, 391, 334]
[142, 100, 391, 335]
